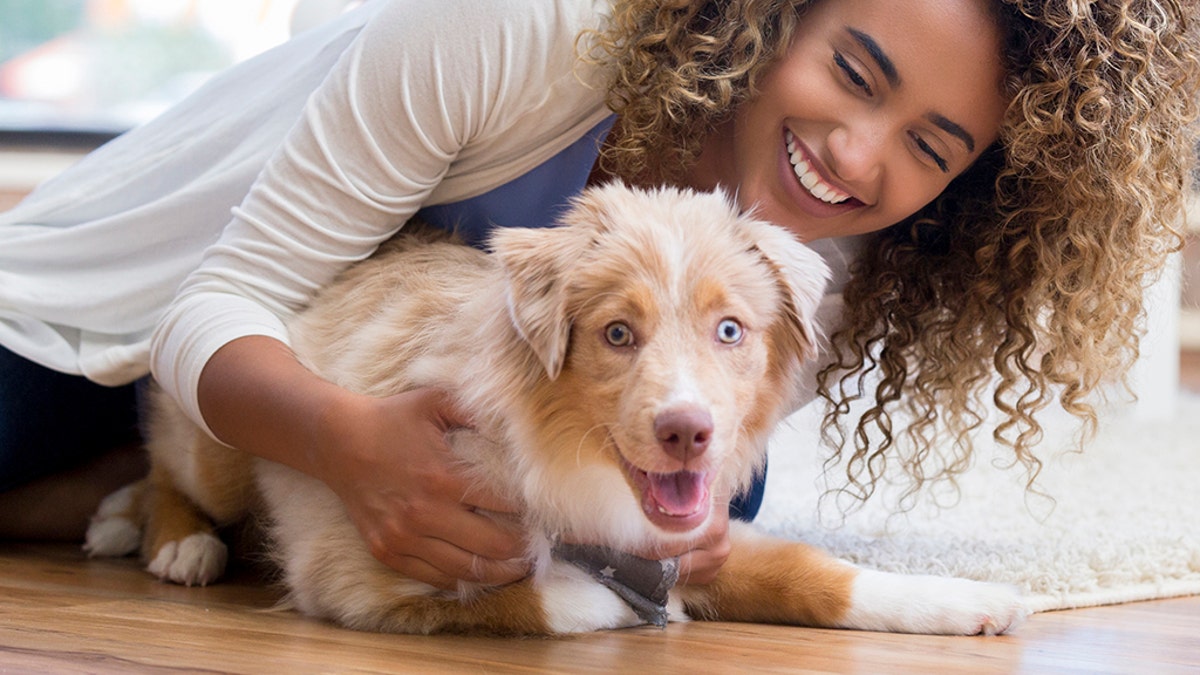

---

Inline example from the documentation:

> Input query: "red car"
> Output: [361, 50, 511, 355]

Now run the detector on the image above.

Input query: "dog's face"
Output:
[490, 184, 829, 547]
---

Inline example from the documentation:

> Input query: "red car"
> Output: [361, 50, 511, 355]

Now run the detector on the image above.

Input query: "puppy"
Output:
[86, 183, 1026, 635]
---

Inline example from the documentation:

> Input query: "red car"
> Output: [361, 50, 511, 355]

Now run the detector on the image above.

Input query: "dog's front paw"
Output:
[930, 578, 1027, 635]
[146, 533, 228, 586]
[841, 570, 1028, 635]
[83, 483, 143, 558]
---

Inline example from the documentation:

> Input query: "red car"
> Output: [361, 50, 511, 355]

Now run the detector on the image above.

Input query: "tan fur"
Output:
[141, 465, 220, 559]
[87, 183, 1026, 636]
[347, 579, 550, 636]
[143, 385, 258, 524]
[681, 522, 856, 626]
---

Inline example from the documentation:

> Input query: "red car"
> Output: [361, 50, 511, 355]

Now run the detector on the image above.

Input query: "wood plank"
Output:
[0, 543, 1197, 674]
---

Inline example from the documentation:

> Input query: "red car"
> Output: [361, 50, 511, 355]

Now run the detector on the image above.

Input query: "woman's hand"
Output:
[675, 506, 732, 585]
[319, 388, 530, 590]
[662, 503, 732, 586]
[197, 336, 529, 591]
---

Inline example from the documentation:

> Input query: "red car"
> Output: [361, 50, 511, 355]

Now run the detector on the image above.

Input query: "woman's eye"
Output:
[716, 318, 744, 345]
[604, 322, 634, 347]
[909, 132, 949, 173]
[834, 52, 872, 96]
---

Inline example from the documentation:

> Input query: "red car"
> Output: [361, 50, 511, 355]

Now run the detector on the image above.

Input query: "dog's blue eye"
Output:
[605, 322, 634, 347]
[716, 318, 744, 344]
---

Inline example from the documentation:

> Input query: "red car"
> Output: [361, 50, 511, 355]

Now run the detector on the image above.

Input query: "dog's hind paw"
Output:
[147, 533, 228, 586]
[84, 516, 142, 558]
[83, 483, 143, 558]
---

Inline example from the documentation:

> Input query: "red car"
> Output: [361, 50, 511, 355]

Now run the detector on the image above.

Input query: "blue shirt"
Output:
[418, 116, 616, 247]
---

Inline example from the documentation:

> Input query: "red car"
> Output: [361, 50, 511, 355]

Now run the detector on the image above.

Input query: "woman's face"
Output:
[688, 0, 1009, 241]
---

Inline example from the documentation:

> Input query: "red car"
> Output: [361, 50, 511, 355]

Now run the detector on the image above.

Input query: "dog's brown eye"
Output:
[716, 318, 744, 344]
[605, 322, 634, 347]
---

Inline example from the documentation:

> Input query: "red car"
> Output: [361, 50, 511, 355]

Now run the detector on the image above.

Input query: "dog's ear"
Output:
[489, 212, 605, 379]
[739, 218, 831, 361]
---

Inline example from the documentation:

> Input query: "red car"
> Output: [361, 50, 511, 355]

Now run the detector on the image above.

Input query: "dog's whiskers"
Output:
[574, 422, 617, 469]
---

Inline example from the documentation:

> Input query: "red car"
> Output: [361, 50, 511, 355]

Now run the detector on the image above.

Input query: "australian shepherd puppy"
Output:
[86, 183, 1025, 636]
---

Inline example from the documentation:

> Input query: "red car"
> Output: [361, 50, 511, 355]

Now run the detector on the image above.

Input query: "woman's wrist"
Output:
[305, 383, 380, 489]
[197, 335, 362, 481]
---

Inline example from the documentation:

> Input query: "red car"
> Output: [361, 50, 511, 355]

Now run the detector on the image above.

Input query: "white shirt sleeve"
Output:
[151, 0, 612, 435]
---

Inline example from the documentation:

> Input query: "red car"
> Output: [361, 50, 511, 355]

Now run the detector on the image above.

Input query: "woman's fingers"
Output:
[643, 502, 732, 586]
[675, 517, 732, 586]
[378, 538, 531, 590]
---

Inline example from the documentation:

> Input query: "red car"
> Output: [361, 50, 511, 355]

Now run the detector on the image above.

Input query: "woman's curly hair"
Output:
[583, 0, 1200, 503]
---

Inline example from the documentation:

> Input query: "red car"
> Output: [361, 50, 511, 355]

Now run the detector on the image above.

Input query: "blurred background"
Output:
[0, 0, 323, 139]
[0, 0, 359, 196]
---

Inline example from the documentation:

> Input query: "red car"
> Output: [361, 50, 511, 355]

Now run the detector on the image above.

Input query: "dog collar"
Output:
[552, 542, 680, 628]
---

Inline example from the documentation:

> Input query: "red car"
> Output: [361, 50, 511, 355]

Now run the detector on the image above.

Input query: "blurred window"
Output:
[0, 0, 353, 146]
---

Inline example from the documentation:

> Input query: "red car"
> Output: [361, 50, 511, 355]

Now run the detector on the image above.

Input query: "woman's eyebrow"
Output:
[845, 27, 977, 154]
[846, 27, 899, 87]
[926, 112, 976, 153]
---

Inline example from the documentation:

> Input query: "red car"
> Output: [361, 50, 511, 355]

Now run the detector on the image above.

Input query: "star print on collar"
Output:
[552, 542, 680, 628]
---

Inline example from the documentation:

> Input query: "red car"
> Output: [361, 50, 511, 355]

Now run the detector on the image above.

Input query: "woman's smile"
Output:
[782, 129, 865, 218]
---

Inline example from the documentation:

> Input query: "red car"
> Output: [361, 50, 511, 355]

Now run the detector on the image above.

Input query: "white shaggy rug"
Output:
[758, 392, 1200, 613]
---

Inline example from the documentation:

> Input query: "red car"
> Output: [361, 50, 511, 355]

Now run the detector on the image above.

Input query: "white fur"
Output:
[83, 482, 141, 557]
[147, 533, 227, 587]
[537, 562, 644, 633]
[840, 568, 1029, 635]
[83, 518, 141, 558]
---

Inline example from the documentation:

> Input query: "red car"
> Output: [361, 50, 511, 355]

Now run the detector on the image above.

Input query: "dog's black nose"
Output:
[654, 408, 713, 463]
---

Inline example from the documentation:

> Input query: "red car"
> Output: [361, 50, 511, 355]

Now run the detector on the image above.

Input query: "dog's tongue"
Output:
[647, 470, 708, 516]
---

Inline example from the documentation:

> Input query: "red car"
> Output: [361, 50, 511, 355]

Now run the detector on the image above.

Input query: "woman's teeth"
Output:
[786, 131, 850, 205]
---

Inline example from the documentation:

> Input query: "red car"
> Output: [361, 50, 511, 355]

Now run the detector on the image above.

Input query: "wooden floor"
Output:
[0, 542, 1197, 674]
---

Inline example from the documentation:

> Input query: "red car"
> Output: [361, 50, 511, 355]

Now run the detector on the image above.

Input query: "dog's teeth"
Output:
[656, 503, 702, 517]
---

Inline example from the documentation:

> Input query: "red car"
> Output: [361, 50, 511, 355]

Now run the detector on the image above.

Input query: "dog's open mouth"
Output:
[619, 455, 712, 532]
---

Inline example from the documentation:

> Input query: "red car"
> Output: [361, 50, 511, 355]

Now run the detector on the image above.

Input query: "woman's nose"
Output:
[827, 122, 886, 186]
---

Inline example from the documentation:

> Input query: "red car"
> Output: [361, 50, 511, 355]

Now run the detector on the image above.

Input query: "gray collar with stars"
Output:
[552, 542, 680, 628]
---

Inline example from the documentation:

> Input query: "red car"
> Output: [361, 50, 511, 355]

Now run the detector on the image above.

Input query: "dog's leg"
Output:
[341, 579, 557, 636]
[678, 522, 1026, 635]
[140, 465, 228, 586]
[296, 553, 646, 635]
[83, 479, 147, 558]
